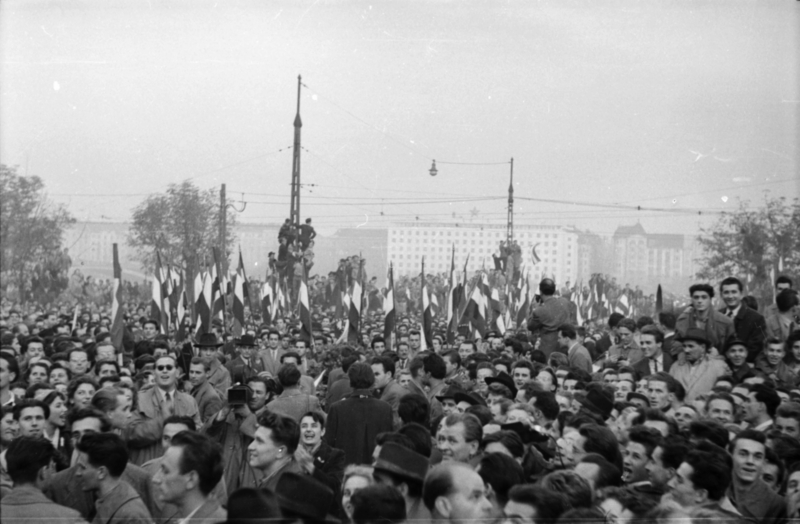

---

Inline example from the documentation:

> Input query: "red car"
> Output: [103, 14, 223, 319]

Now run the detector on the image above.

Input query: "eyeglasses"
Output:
[156, 365, 175, 372]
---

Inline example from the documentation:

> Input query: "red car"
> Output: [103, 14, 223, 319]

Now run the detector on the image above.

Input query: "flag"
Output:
[656, 284, 663, 314]
[336, 267, 348, 321]
[71, 304, 80, 334]
[516, 276, 530, 328]
[615, 292, 630, 316]
[195, 267, 212, 335]
[176, 274, 189, 342]
[161, 264, 173, 330]
[421, 258, 433, 350]
[261, 277, 273, 326]
[110, 244, 124, 351]
[531, 243, 542, 264]
[456, 253, 471, 323]
[298, 264, 314, 346]
[211, 248, 225, 324]
[462, 280, 486, 338]
[384, 263, 396, 345]
[151, 252, 166, 333]
[480, 272, 492, 328]
[274, 278, 286, 321]
[446, 246, 458, 344]
[489, 285, 505, 334]
[232, 250, 247, 336]
[348, 259, 364, 344]
[430, 293, 440, 317]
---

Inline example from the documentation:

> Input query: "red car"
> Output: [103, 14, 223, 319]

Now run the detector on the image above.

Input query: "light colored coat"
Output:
[670, 356, 731, 401]
[126, 386, 202, 466]
[93, 480, 153, 524]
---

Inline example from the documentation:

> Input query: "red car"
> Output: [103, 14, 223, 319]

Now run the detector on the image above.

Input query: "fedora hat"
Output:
[235, 334, 259, 347]
[484, 372, 518, 399]
[435, 385, 465, 403]
[576, 388, 614, 420]
[275, 472, 338, 523]
[193, 333, 222, 348]
[453, 391, 487, 407]
[373, 442, 429, 483]
[677, 328, 709, 347]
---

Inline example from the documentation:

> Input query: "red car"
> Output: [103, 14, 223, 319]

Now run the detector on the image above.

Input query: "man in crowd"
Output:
[557, 323, 592, 374]
[74, 433, 152, 524]
[528, 279, 572, 357]
[152, 431, 226, 524]
[188, 357, 223, 424]
[670, 328, 730, 401]
[719, 277, 767, 362]
[676, 283, 735, 351]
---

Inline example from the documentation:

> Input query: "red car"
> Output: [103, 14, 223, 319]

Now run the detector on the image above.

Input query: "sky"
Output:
[1, 0, 798, 238]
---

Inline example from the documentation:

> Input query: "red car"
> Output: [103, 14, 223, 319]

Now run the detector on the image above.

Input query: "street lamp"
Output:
[429, 160, 438, 177]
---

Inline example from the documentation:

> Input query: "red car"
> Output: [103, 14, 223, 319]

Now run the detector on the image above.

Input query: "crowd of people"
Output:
[1, 266, 800, 524]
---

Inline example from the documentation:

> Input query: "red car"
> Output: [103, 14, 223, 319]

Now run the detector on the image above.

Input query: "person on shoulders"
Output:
[677, 283, 735, 353]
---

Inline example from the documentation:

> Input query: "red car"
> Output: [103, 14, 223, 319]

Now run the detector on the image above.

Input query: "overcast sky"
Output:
[1, 0, 798, 237]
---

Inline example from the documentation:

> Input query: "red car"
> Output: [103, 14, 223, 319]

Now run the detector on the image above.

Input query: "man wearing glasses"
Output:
[126, 355, 201, 466]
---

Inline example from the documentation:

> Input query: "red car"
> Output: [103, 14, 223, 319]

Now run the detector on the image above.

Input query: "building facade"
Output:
[387, 222, 579, 285]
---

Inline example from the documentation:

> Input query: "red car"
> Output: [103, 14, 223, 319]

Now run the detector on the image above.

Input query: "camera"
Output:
[227, 386, 249, 406]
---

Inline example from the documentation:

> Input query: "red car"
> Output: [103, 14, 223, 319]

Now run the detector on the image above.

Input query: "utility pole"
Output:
[289, 75, 303, 229]
[219, 183, 227, 274]
[506, 158, 514, 243]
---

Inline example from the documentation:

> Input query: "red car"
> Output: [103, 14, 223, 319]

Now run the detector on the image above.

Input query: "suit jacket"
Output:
[191, 380, 223, 425]
[633, 351, 674, 378]
[527, 296, 572, 356]
[266, 387, 321, 422]
[43, 463, 153, 521]
[720, 305, 767, 363]
[765, 312, 795, 343]
[93, 480, 153, 524]
[163, 497, 226, 524]
[676, 307, 735, 351]
[255, 458, 305, 493]
[1, 486, 88, 524]
[225, 355, 266, 385]
[567, 343, 592, 374]
[259, 347, 287, 377]
[126, 387, 202, 466]
[325, 389, 393, 466]
[669, 356, 731, 402]
[311, 441, 346, 516]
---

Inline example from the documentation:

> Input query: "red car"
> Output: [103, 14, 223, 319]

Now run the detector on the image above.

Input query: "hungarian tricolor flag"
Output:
[232, 249, 247, 336]
[516, 275, 530, 328]
[383, 263, 396, 347]
[445, 246, 458, 344]
[462, 278, 486, 338]
[110, 244, 124, 352]
[489, 285, 505, 334]
[420, 258, 432, 350]
[347, 259, 364, 344]
[261, 276, 274, 326]
[211, 248, 225, 323]
[151, 251, 166, 333]
[298, 264, 314, 346]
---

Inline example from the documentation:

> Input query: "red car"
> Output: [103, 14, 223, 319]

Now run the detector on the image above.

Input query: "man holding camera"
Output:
[203, 384, 261, 493]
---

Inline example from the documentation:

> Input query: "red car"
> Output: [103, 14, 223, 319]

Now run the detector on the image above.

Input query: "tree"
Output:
[0, 164, 75, 304]
[128, 181, 236, 305]
[696, 195, 800, 306]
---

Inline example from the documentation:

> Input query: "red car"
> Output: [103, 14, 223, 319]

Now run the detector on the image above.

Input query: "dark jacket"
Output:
[527, 295, 572, 357]
[726, 477, 786, 524]
[43, 463, 153, 521]
[633, 351, 674, 378]
[325, 389, 393, 466]
[191, 380, 223, 425]
[1, 486, 87, 524]
[93, 480, 153, 524]
[719, 305, 767, 363]
[225, 355, 267, 385]
[203, 410, 260, 493]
